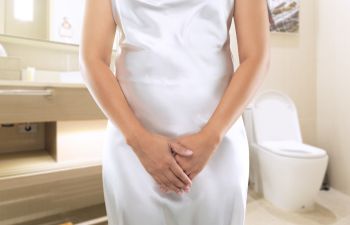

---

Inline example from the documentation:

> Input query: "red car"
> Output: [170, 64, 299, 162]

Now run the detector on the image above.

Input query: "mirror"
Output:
[0, 0, 117, 48]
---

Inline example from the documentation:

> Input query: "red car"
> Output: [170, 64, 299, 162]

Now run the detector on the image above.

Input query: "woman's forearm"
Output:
[201, 54, 270, 144]
[79, 57, 149, 149]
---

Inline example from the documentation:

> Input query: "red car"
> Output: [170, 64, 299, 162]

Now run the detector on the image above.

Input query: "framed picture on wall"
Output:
[267, 0, 300, 33]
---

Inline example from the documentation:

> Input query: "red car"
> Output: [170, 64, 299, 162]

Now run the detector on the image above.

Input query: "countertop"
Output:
[0, 80, 86, 89]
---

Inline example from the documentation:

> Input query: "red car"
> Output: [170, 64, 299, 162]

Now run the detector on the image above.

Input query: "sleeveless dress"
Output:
[102, 0, 250, 224]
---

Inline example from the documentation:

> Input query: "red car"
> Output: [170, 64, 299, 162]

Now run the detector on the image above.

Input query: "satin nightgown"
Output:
[101, 0, 250, 224]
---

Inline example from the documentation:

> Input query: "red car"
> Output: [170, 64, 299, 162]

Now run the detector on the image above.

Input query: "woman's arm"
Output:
[79, 0, 192, 194]
[79, 0, 146, 145]
[168, 0, 271, 181]
[201, 0, 271, 143]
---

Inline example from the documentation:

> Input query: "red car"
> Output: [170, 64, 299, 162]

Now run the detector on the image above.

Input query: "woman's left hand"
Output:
[168, 129, 221, 181]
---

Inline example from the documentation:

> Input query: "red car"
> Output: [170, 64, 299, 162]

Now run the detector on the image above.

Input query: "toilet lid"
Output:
[252, 90, 303, 144]
[259, 141, 327, 159]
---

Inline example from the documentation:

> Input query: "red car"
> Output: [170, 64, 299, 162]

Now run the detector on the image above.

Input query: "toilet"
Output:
[242, 90, 329, 212]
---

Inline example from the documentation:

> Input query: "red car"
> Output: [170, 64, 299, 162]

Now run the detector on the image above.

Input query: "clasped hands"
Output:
[130, 128, 221, 196]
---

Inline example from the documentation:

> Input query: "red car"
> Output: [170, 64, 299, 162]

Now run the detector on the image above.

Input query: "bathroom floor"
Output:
[246, 185, 350, 225]
[18, 184, 350, 225]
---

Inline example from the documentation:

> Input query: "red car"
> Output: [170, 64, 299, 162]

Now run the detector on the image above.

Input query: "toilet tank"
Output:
[251, 90, 303, 144]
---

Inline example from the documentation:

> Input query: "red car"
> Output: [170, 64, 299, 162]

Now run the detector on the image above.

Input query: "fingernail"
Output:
[185, 149, 193, 154]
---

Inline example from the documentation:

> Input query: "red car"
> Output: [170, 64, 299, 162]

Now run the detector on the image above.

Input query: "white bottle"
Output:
[0, 43, 7, 57]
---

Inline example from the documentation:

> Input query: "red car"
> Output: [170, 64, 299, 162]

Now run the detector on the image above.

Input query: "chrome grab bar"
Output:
[0, 88, 54, 96]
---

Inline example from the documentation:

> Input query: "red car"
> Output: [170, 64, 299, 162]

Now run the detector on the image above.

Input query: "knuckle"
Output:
[169, 140, 175, 147]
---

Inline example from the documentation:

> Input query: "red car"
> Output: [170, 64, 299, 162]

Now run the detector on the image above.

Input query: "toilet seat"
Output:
[259, 141, 327, 159]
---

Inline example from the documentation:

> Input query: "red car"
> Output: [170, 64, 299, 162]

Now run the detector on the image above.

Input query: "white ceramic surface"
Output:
[243, 90, 329, 212]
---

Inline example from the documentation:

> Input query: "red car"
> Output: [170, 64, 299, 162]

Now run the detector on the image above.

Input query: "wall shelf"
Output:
[0, 149, 56, 178]
[0, 120, 107, 180]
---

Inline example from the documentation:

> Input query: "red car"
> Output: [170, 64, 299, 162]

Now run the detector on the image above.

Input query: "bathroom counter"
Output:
[0, 80, 86, 89]
[0, 80, 105, 123]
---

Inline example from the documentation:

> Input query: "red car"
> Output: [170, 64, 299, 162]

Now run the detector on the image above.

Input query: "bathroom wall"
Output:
[0, 0, 78, 71]
[230, 0, 318, 145]
[4, 0, 49, 40]
[0, 0, 4, 33]
[316, 0, 350, 196]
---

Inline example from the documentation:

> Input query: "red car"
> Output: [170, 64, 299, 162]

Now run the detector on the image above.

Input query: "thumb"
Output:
[168, 141, 193, 156]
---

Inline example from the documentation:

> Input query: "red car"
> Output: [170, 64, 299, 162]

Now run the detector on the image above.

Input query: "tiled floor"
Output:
[246, 185, 350, 225]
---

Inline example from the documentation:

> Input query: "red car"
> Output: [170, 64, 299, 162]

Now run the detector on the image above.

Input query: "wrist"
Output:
[125, 127, 151, 151]
[200, 124, 223, 147]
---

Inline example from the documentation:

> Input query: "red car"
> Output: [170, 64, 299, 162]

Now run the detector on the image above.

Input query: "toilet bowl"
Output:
[242, 90, 329, 212]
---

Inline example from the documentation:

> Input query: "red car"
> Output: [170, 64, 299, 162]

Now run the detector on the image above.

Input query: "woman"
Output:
[79, 0, 270, 224]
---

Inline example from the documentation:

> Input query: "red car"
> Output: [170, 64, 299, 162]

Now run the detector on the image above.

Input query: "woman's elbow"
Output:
[78, 49, 97, 84]
[248, 49, 270, 75]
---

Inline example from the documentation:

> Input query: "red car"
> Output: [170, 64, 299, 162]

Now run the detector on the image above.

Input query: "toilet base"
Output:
[257, 147, 328, 212]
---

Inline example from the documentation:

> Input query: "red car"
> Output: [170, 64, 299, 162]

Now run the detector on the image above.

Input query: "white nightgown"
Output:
[101, 0, 250, 224]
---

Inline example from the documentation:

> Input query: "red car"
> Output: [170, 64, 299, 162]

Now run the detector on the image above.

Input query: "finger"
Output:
[158, 181, 167, 192]
[165, 170, 183, 192]
[189, 172, 195, 180]
[154, 175, 168, 192]
[158, 180, 169, 192]
[153, 175, 162, 186]
[159, 185, 166, 192]
[168, 141, 193, 157]
[167, 169, 187, 190]
[159, 173, 172, 192]
[159, 173, 174, 193]
[170, 160, 192, 187]
[174, 154, 182, 162]
[173, 155, 193, 183]
[163, 171, 183, 193]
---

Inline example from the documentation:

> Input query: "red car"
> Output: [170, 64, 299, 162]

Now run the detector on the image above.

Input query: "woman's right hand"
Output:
[128, 132, 193, 194]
